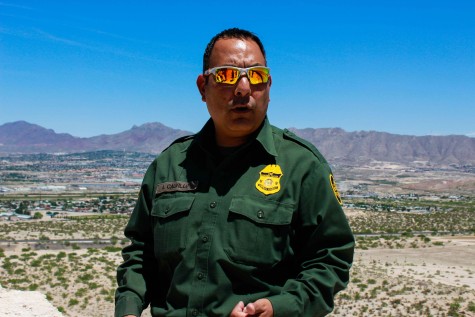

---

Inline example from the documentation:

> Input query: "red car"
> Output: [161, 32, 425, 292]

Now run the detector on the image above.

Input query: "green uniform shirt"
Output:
[115, 118, 354, 317]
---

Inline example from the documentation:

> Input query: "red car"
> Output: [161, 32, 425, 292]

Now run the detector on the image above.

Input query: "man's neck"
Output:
[215, 135, 249, 147]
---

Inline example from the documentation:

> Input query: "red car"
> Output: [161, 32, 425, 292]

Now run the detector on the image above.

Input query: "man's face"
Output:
[197, 38, 271, 147]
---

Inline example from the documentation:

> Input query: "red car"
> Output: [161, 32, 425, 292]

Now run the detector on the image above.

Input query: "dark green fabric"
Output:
[115, 118, 355, 317]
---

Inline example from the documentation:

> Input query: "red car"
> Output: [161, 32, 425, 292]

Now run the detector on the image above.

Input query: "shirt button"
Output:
[210, 202, 217, 208]
[197, 272, 205, 280]
[201, 235, 209, 243]
[257, 210, 264, 219]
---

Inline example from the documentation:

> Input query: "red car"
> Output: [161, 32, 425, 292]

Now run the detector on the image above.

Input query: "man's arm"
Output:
[266, 163, 355, 317]
[115, 162, 157, 317]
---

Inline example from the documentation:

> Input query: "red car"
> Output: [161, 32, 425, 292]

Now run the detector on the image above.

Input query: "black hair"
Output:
[202, 28, 267, 73]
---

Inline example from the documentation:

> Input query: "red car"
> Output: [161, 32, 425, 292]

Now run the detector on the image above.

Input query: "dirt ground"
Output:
[361, 236, 475, 289]
[1, 234, 474, 316]
[330, 236, 475, 316]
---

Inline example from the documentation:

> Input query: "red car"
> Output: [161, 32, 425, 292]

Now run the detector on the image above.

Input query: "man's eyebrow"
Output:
[216, 63, 266, 68]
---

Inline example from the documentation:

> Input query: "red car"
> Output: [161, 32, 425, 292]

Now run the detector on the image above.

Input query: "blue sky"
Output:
[1, 1, 474, 137]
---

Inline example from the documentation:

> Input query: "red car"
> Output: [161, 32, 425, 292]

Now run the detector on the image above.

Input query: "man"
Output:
[115, 28, 354, 317]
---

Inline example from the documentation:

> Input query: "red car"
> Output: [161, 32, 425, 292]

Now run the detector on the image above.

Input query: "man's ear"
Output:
[196, 75, 206, 102]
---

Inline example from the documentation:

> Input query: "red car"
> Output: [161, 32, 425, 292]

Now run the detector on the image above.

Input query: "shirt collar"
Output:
[192, 116, 278, 157]
[255, 117, 278, 157]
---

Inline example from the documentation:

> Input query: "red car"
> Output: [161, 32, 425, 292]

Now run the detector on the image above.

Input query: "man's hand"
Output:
[230, 299, 273, 317]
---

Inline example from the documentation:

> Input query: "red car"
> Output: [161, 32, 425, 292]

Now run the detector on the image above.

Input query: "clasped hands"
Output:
[229, 298, 273, 317]
[123, 298, 273, 317]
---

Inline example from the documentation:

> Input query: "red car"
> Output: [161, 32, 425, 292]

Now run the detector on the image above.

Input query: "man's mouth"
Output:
[232, 105, 251, 113]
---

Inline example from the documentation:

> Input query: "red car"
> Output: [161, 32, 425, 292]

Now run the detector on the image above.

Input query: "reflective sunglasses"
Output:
[204, 66, 270, 85]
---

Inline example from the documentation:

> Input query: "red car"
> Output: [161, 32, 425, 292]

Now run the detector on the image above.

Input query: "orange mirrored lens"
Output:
[210, 67, 269, 85]
[248, 68, 269, 84]
[215, 68, 239, 84]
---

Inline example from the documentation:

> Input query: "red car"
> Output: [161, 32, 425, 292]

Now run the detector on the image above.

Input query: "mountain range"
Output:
[1, 121, 474, 166]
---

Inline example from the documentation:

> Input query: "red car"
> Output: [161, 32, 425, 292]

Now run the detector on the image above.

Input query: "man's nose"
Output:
[234, 75, 251, 96]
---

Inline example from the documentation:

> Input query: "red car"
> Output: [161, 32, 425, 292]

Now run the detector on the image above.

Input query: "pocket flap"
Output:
[151, 196, 195, 218]
[229, 196, 293, 225]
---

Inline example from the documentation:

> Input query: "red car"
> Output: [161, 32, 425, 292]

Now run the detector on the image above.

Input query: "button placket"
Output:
[188, 194, 220, 315]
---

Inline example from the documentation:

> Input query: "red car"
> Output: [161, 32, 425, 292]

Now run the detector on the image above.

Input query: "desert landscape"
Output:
[333, 216, 475, 316]
[1, 154, 474, 316]
[1, 208, 474, 316]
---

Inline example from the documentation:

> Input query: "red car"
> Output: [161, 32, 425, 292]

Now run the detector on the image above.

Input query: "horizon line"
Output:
[1, 119, 474, 139]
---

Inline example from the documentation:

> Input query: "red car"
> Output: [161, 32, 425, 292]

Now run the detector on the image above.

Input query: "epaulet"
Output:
[282, 129, 327, 164]
[161, 134, 195, 152]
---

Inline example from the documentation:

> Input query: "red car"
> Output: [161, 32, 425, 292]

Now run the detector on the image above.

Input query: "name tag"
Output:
[155, 181, 199, 195]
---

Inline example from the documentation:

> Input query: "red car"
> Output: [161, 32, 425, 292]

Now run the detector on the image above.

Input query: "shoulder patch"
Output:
[282, 129, 327, 164]
[329, 173, 343, 205]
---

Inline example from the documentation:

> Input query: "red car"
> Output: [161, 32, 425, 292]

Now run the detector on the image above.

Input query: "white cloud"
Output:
[33, 28, 86, 48]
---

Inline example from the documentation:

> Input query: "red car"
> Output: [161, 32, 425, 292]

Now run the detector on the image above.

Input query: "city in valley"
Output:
[1, 151, 474, 316]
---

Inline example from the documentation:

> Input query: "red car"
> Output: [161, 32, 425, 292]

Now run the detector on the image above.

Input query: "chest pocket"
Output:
[224, 196, 294, 267]
[151, 196, 195, 258]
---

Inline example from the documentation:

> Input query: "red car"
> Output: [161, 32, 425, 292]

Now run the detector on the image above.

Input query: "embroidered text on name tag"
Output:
[155, 181, 199, 195]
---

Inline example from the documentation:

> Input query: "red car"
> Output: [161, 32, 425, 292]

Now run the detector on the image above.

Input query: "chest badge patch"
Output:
[256, 164, 283, 195]
[329, 174, 343, 205]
